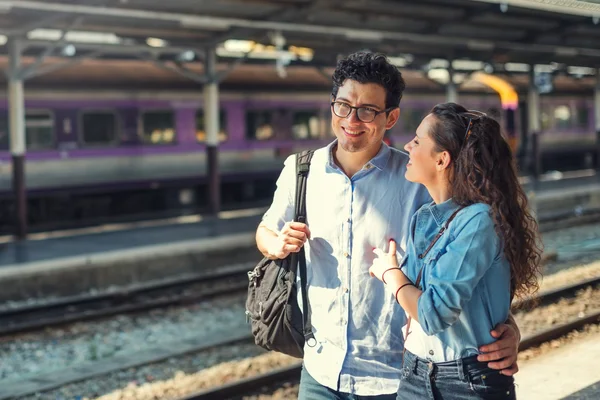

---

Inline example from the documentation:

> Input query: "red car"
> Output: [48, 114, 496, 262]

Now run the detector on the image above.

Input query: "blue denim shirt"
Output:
[261, 141, 431, 395]
[401, 200, 511, 362]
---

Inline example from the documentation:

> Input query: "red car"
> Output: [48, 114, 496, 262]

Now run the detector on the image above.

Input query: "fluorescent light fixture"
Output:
[452, 60, 484, 71]
[288, 45, 314, 62]
[217, 48, 289, 61]
[218, 41, 314, 62]
[567, 66, 596, 76]
[28, 29, 121, 44]
[388, 56, 408, 67]
[0, 35, 6, 45]
[429, 59, 450, 69]
[427, 68, 450, 85]
[534, 64, 554, 73]
[146, 37, 168, 48]
[223, 39, 255, 53]
[505, 62, 530, 72]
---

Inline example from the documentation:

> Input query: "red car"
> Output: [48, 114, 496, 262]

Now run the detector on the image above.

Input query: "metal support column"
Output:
[595, 68, 600, 175]
[446, 62, 457, 103]
[8, 38, 27, 240]
[528, 68, 541, 186]
[204, 47, 220, 214]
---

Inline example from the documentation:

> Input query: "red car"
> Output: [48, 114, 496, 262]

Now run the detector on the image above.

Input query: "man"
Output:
[256, 52, 520, 399]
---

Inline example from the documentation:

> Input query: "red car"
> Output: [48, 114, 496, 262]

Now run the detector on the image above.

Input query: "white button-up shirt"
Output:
[261, 141, 431, 396]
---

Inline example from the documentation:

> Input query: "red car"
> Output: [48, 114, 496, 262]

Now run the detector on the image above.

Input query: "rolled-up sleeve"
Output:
[260, 155, 296, 234]
[417, 211, 500, 335]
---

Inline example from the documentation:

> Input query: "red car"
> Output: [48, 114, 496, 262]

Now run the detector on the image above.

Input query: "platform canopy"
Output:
[0, 0, 599, 77]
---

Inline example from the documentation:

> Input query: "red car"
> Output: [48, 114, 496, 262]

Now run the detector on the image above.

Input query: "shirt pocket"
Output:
[418, 247, 446, 288]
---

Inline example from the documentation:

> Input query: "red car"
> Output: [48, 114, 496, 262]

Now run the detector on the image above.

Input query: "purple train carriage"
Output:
[0, 87, 595, 232]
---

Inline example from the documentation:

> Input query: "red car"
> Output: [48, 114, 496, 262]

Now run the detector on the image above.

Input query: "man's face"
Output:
[331, 79, 399, 154]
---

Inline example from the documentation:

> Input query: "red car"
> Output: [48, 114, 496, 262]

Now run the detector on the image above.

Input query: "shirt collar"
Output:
[326, 140, 391, 171]
[423, 198, 462, 228]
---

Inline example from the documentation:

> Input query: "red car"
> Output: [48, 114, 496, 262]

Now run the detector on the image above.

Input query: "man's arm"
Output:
[256, 222, 310, 260]
[477, 314, 521, 376]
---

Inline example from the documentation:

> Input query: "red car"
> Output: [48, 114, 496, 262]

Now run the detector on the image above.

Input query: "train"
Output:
[0, 82, 597, 233]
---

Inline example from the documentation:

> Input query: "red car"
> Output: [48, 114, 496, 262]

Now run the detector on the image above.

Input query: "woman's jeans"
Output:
[397, 350, 516, 400]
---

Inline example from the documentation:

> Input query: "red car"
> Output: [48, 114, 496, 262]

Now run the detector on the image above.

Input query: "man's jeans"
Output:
[397, 350, 516, 400]
[298, 366, 397, 400]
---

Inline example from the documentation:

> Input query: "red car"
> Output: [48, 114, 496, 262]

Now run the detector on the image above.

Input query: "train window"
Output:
[553, 105, 571, 130]
[141, 111, 176, 144]
[575, 107, 589, 129]
[402, 108, 429, 134]
[196, 110, 227, 142]
[0, 112, 55, 150]
[26, 111, 54, 150]
[540, 110, 552, 131]
[246, 110, 274, 140]
[81, 111, 118, 145]
[0, 114, 8, 150]
[292, 111, 323, 139]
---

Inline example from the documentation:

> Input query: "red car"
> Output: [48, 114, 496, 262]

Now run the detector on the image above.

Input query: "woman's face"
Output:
[404, 114, 443, 185]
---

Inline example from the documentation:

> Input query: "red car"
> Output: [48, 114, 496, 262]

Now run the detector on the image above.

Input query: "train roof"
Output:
[0, 56, 595, 95]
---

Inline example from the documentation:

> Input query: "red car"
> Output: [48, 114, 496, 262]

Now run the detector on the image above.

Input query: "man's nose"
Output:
[404, 142, 411, 152]
[346, 109, 361, 124]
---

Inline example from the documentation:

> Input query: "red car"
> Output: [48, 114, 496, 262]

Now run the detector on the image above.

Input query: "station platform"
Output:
[516, 330, 600, 399]
[0, 208, 264, 302]
[0, 172, 597, 303]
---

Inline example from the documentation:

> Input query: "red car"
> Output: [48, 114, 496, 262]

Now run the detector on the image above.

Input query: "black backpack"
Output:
[245, 150, 316, 358]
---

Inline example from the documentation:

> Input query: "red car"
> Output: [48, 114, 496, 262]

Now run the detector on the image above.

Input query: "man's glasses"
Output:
[459, 110, 487, 141]
[331, 101, 395, 123]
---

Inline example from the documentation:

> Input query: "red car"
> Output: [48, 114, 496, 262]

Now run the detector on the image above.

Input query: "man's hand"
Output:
[267, 222, 311, 259]
[478, 323, 520, 376]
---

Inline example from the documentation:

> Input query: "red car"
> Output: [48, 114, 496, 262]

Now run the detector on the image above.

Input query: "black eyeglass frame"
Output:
[330, 101, 396, 123]
[459, 110, 487, 141]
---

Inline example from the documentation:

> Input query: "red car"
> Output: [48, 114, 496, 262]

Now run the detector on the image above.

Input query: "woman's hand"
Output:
[369, 239, 400, 283]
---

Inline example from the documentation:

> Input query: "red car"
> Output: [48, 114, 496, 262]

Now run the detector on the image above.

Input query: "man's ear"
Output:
[385, 108, 400, 130]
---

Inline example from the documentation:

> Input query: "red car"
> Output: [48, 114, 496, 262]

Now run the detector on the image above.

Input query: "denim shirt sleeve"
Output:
[260, 155, 295, 233]
[417, 209, 501, 335]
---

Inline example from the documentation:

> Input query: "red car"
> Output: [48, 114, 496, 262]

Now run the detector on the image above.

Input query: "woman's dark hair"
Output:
[332, 52, 406, 109]
[428, 102, 542, 301]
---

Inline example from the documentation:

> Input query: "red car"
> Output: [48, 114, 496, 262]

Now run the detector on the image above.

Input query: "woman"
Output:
[369, 103, 542, 399]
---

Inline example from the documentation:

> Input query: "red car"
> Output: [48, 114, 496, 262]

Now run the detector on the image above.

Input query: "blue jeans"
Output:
[298, 365, 397, 400]
[397, 350, 516, 400]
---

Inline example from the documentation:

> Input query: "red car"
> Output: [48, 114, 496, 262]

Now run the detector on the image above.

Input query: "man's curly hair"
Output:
[332, 52, 406, 109]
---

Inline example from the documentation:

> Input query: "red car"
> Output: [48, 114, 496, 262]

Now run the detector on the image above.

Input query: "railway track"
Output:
[2, 269, 598, 400]
[0, 262, 253, 336]
[179, 276, 600, 400]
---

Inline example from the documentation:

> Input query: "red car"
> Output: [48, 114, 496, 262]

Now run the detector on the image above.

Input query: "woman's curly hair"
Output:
[429, 103, 543, 301]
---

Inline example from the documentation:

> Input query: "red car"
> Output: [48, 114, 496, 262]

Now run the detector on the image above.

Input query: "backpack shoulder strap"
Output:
[294, 150, 314, 224]
[293, 149, 316, 347]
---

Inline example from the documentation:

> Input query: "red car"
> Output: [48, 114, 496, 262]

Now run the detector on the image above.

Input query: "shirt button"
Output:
[343, 252, 349, 258]
[343, 287, 349, 293]
[429, 350, 434, 356]
[365, 164, 372, 170]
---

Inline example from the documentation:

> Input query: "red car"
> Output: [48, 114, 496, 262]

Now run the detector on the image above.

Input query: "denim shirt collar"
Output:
[422, 198, 462, 228]
[326, 139, 391, 171]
